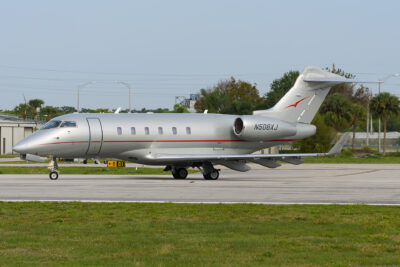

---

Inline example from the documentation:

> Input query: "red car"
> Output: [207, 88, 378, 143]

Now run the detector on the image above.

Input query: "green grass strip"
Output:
[303, 156, 400, 164]
[0, 167, 178, 175]
[0, 203, 400, 265]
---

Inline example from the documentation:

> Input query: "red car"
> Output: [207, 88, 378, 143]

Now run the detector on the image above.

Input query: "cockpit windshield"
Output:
[41, 120, 62, 130]
[60, 121, 77, 128]
[40, 120, 77, 130]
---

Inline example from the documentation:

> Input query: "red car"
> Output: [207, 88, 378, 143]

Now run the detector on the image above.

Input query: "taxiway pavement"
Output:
[0, 164, 399, 204]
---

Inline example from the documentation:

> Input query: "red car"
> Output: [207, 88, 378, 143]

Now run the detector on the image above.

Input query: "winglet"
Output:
[327, 132, 350, 156]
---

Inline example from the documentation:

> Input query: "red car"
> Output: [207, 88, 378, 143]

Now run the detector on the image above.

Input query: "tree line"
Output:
[1, 65, 399, 154]
[193, 65, 400, 154]
[0, 102, 189, 122]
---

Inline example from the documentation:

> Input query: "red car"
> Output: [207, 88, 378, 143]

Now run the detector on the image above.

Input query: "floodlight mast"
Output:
[77, 81, 95, 112]
[114, 81, 132, 113]
[376, 73, 400, 153]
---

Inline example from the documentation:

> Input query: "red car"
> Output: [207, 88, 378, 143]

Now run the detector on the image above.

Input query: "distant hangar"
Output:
[0, 114, 43, 155]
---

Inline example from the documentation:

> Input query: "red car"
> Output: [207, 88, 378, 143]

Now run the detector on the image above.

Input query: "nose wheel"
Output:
[48, 157, 59, 180]
[49, 171, 59, 180]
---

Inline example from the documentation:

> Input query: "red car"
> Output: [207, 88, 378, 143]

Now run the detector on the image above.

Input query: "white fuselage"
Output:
[13, 113, 315, 165]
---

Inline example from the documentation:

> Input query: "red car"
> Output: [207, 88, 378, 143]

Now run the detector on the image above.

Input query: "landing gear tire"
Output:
[204, 170, 219, 180]
[172, 168, 188, 179]
[49, 171, 59, 180]
[48, 156, 59, 180]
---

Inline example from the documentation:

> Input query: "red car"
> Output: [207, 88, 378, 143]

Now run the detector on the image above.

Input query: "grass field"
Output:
[0, 203, 400, 266]
[303, 156, 400, 164]
[0, 167, 176, 175]
[0, 155, 19, 158]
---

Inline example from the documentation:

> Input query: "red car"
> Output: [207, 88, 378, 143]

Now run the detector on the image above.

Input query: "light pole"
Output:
[366, 88, 371, 146]
[376, 73, 400, 153]
[77, 81, 95, 112]
[114, 81, 132, 113]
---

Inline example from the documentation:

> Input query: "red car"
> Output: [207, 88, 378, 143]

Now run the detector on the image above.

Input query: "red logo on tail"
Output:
[286, 97, 307, 108]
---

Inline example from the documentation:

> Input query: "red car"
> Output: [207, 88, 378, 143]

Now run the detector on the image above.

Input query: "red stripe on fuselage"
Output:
[40, 141, 89, 145]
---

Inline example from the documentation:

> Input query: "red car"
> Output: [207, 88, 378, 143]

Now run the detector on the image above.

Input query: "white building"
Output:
[0, 114, 43, 155]
[178, 94, 200, 113]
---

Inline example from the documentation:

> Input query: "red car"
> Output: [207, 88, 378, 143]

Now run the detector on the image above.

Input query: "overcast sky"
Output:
[1, 0, 399, 110]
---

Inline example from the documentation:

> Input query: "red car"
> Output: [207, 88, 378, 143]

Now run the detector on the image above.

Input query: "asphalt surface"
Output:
[0, 164, 399, 204]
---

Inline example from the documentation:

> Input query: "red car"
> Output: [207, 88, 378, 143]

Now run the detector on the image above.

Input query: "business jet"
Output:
[13, 66, 358, 180]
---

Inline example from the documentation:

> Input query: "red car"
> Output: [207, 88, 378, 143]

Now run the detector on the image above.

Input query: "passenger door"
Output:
[86, 118, 103, 155]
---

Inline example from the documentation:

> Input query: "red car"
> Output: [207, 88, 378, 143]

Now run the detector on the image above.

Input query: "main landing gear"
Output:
[48, 157, 59, 180]
[201, 162, 219, 180]
[203, 169, 219, 180]
[166, 162, 220, 180]
[172, 167, 188, 179]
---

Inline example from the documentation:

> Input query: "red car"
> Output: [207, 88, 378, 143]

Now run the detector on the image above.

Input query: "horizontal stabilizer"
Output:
[304, 78, 378, 83]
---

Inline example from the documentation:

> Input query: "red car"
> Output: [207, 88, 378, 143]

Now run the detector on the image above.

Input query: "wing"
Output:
[151, 133, 350, 163]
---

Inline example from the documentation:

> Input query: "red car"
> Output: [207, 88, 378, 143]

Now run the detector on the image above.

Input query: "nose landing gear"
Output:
[49, 171, 59, 180]
[48, 157, 59, 180]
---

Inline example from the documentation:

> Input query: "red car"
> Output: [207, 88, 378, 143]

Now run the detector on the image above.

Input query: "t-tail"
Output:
[253, 66, 370, 123]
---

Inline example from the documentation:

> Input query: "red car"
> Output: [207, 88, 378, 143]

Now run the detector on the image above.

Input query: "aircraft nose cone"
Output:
[13, 139, 31, 154]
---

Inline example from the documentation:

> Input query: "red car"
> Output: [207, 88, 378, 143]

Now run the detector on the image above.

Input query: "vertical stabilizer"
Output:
[254, 66, 348, 123]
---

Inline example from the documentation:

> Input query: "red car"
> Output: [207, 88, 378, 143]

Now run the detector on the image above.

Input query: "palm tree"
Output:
[320, 93, 352, 141]
[348, 103, 365, 151]
[370, 92, 400, 154]
[28, 99, 44, 121]
[40, 106, 58, 121]
[13, 103, 31, 121]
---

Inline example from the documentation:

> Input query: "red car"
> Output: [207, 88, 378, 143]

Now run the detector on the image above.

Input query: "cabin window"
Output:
[186, 127, 191, 135]
[172, 127, 177, 135]
[158, 127, 163, 135]
[117, 127, 122, 135]
[131, 127, 136, 135]
[145, 127, 150, 135]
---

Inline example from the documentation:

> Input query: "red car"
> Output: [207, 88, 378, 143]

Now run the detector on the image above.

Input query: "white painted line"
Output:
[1, 199, 400, 206]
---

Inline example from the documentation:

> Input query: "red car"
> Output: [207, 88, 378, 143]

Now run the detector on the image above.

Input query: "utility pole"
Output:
[77, 81, 95, 112]
[115, 81, 132, 113]
[378, 81, 381, 153]
[366, 90, 370, 146]
[376, 73, 400, 153]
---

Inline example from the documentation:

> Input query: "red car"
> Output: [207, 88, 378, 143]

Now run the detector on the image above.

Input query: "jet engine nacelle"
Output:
[233, 116, 297, 141]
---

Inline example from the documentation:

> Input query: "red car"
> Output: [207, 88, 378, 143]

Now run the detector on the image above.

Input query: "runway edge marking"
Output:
[1, 199, 400, 206]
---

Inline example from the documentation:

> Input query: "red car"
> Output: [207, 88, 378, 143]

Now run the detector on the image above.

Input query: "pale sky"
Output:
[1, 0, 399, 110]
